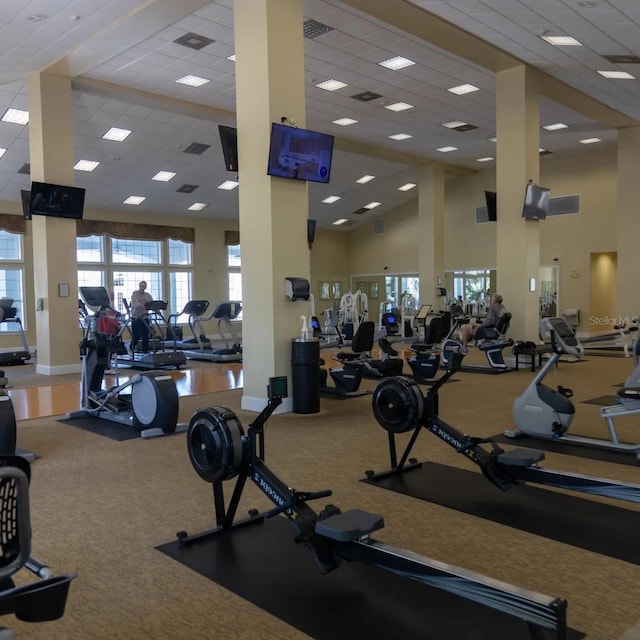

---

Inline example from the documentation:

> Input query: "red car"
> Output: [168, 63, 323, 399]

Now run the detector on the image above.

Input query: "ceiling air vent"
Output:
[353, 207, 368, 215]
[374, 218, 384, 235]
[173, 33, 215, 50]
[303, 20, 334, 39]
[352, 91, 383, 102]
[183, 142, 211, 155]
[176, 184, 199, 194]
[17, 163, 30, 175]
[548, 195, 580, 217]
[603, 54, 640, 64]
[452, 123, 478, 132]
[475, 206, 490, 224]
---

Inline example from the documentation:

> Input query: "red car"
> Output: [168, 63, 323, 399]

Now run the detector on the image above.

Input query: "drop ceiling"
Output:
[0, 0, 637, 230]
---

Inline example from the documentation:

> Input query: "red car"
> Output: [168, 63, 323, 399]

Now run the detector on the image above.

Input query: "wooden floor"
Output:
[6, 361, 244, 421]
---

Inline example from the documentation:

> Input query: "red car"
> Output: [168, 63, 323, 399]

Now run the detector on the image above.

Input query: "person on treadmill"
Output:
[460, 293, 506, 354]
[130, 281, 153, 354]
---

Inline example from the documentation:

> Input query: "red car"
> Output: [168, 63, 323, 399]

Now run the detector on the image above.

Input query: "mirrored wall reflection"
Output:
[350, 273, 419, 326]
[539, 265, 558, 319]
[443, 269, 496, 315]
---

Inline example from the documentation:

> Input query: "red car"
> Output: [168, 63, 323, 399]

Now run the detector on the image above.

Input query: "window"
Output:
[0, 231, 25, 333]
[77, 235, 103, 262]
[227, 244, 242, 319]
[77, 236, 193, 318]
[384, 274, 419, 308]
[168, 239, 193, 315]
[453, 270, 492, 302]
[112, 239, 161, 264]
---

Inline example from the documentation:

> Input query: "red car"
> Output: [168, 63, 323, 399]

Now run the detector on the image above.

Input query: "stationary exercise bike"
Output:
[440, 312, 514, 373]
[66, 287, 184, 439]
[369, 351, 640, 504]
[177, 377, 568, 640]
[506, 317, 640, 461]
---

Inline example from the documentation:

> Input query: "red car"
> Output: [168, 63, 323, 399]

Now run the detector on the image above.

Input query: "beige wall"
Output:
[344, 146, 621, 334]
[0, 145, 627, 353]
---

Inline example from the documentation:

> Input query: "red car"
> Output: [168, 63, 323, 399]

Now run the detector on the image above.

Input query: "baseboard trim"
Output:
[241, 394, 292, 414]
[36, 363, 82, 376]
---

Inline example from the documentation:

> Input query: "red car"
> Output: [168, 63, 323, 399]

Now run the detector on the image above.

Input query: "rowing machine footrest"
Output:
[496, 447, 545, 467]
[315, 509, 384, 542]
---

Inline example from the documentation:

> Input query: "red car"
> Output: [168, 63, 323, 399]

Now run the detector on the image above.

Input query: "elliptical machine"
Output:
[66, 287, 183, 439]
[506, 316, 640, 460]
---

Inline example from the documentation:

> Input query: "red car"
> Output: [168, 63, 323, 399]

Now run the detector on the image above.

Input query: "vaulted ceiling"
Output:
[0, 0, 637, 229]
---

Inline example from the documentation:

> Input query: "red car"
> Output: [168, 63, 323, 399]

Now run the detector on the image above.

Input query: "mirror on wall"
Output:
[539, 264, 558, 318]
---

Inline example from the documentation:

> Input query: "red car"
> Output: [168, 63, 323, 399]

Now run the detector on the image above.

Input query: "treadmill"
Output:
[184, 302, 243, 363]
[165, 300, 211, 350]
[79, 287, 186, 371]
[0, 298, 31, 365]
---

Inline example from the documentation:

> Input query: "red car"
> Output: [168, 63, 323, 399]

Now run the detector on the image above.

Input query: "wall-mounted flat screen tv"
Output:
[267, 123, 334, 184]
[29, 181, 86, 220]
[218, 124, 238, 172]
[20, 190, 31, 220]
[484, 190, 497, 221]
[522, 182, 550, 220]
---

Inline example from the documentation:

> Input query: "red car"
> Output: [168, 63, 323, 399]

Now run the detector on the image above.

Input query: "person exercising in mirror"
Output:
[461, 293, 507, 354]
[130, 281, 153, 354]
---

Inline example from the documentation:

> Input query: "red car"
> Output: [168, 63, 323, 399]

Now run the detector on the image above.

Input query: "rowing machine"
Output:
[369, 354, 640, 504]
[177, 377, 568, 639]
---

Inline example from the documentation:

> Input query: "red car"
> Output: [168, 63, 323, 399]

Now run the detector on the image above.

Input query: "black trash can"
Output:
[291, 338, 321, 414]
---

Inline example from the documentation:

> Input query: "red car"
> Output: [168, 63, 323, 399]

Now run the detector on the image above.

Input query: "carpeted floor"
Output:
[6, 346, 640, 639]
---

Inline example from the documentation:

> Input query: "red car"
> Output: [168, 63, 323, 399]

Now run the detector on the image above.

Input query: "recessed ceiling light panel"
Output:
[385, 102, 414, 112]
[74, 160, 100, 172]
[476, 157, 494, 162]
[218, 180, 239, 190]
[103, 127, 132, 142]
[447, 84, 479, 95]
[579, 137, 602, 144]
[389, 133, 412, 140]
[598, 70, 635, 79]
[378, 56, 415, 70]
[322, 195, 341, 203]
[333, 218, 348, 226]
[152, 171, 176, 182]
[436, 146, 458, 152]
[188, 202, 208, 211]
[1, 108, 29, 125]
[398, 183, 416, 191]
[332, 117, 358, 126]
[364, 201, 381, 209]
[176, 75, 210, 87]
[541, 35, 582, 46]
[543, 122, 568, 131]
[315, 79, 348, 91]
[356, 175, 375, 184]
[124, 196, 146, 205]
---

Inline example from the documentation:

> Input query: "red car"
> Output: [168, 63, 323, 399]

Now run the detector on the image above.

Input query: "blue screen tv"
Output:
[267, 123, 334, 184]
[522, 182, 550, 220]
[29, 181, 85, 220]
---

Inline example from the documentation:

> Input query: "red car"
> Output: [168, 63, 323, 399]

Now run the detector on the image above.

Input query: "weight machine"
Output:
[177, 377, 568, 640]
